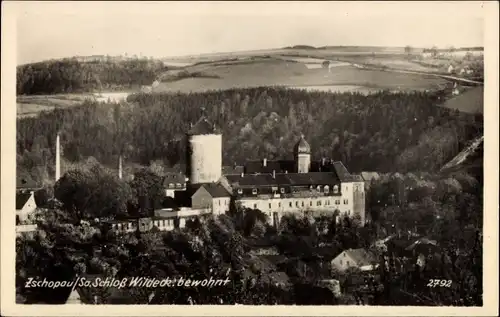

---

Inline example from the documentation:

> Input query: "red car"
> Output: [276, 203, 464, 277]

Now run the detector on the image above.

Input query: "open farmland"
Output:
[440, 87, 484, 114]
[17, 92, 134, 118]
[153, 57, 449, 94]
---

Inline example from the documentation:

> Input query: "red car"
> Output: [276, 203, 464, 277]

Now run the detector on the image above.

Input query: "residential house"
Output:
[162, 172, 187, 198]
[16, 191, 37, 224]
[331, 248, 379, 272]
[190, 183, 231, 216]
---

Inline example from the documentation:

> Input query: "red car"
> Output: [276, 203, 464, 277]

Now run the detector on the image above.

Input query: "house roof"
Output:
[244, 160, 296, 174]
[162, 173, 186, 187]
[201, 183, 231, 198]
[343, 248, 378, 267]
[190, 183, 231, 198]
[222, 165, 244, 175]
[187, 116, 220, 135]
[16, 192, 33, 210]
[224, 172, 340, 188]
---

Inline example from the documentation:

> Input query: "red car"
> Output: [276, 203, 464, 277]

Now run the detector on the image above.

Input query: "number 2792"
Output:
[427, 279, 452, 287]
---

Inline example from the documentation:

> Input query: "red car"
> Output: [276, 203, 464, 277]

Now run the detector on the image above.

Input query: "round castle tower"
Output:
[294, 134, 311, 174]
[186, 117, 222, 185]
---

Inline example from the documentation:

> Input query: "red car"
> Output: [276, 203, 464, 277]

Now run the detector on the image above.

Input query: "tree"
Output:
[129, 169, 165, 216]
[54, 166, 133, 222]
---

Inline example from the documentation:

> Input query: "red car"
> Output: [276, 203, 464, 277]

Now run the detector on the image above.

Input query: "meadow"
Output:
[153, 57, 448, 94]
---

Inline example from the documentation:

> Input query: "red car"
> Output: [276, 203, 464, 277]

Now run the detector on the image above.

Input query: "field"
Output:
[17, 92, 130, 118]
[18, 46, 484, 117]
[153, 56, 449, 94]
[440, 87, 484, 114]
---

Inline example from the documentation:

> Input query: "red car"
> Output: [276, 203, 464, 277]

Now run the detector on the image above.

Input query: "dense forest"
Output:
[16, 57, 166, 95]
[17, 87, 483, 186]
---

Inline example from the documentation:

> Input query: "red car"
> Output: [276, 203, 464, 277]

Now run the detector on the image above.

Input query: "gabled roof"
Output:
[187, 116, 220, 135]
[16, 192, 34, 210]
[342, 248, 378, 267]
[202, 183, 231, 198]
[192, 183, 231, 198]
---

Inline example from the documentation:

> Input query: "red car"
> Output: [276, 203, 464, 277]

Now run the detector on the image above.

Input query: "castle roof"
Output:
[294, 134, 311, 154]
[224, 172, 340, 188]
[187, 116, 220, 135]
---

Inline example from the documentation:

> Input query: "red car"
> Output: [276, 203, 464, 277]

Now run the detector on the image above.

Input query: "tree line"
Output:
[16, 58, 167, 95]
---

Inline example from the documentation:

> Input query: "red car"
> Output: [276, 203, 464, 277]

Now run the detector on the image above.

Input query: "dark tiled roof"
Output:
[16, 192, 33, 210]
[162, 173, 186, 187]
[344, 248, 378, 267]
[222, 165, 244, 175]
[243, 159, 352, 175]
[244, 160, 296, 174]
[225, 172, 340, 188]
[331, 161, 353, 182]
[187, 117, 220, 135]
[200, 183, 231, 198]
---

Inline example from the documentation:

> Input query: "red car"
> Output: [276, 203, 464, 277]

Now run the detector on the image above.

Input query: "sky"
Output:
[12, 1, 485, 65]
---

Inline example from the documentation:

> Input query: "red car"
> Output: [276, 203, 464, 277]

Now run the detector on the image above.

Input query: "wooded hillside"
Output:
[17, 87, 483, 186]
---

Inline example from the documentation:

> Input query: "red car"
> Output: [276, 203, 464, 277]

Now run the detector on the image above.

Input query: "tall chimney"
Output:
[55, 132, 61, 181]
[263, 158, 267, 167]
[118, 155, 123, 179]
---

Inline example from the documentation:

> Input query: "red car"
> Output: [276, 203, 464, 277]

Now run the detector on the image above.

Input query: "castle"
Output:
[174, 116, 366, 227]
[17, 116, 366, 235]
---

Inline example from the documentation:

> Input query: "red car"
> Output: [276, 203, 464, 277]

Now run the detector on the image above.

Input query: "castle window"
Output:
[296, 201, 299, 207]
[252, 188, 258, 195]
[289, 202, 292, 207]
[310, 201, 312, 207]
[280, 188, 285, 194]
[324, 185, 329, 193]
[269, 203, 272, 209]
[254, 203, 257, 209]
[237, 188, 243, 194]
[309, 185, 314, 190]
[333, 185, 339, 193]
[176, 183, 182, 188]
[344, 199, 348, 204]
[302, 201, 305, 207]
[278, 202, 281, 208]
[316, 185, 321, 191]
[169, 183, 174, 188]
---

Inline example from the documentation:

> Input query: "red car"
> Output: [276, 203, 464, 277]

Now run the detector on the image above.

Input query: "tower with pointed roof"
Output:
[294, 134, 311, 174]
[186, 116, 222, 185]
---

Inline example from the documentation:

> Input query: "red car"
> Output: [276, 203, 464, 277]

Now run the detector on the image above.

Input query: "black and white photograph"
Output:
[1, 1, 498, 315]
